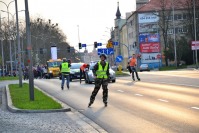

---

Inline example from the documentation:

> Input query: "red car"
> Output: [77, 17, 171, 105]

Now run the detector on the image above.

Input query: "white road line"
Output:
[158, 99, 169, 103]
[117, 90, 124, 93]
[134, 94, 143, 96]
[191, 107, 199, 110]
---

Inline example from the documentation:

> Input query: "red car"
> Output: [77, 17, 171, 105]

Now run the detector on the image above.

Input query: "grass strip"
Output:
[9, 83, 62, 110]
[0, 76, 19, 81]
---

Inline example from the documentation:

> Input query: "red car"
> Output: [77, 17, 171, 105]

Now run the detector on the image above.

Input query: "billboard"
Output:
[141, 53, 161, 63]
[139, 23, 158, 33]
[139, 33, 160, 43]
[138, 13, 159, 23]
[140, 42, 160, 53]
[51, 46, 57, 60]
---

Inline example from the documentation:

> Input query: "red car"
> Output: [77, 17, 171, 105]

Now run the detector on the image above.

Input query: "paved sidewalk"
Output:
[0, 81, 107, 133]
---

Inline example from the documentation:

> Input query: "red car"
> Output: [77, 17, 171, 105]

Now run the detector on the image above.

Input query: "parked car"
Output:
[59, 63, 84, 81]
[85, 63, 116, 84]
[139, 64, 150, 72]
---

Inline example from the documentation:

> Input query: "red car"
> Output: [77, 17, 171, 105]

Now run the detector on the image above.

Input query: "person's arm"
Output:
[106, 63, 110, 77]
[59, 64, 62, 70]
[93, 63, 98, 76]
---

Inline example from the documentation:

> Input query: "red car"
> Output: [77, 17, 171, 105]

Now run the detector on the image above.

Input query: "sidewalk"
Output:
[0, 81, 107, 133]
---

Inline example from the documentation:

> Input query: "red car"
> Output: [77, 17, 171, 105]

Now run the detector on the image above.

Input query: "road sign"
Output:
[113, 41, 119, 46]
[115, 55, 123, 63]
[97, 43, 102, 46]
[97, 48, 114, 55]
[82, 44, 86, 47]
[191, 41, 199, 50]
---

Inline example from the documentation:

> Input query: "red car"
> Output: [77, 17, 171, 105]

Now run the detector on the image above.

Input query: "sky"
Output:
[0, 0, 136, 52]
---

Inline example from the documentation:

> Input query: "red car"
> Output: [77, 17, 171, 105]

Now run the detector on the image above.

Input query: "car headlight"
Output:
[49, 71, 52, 73]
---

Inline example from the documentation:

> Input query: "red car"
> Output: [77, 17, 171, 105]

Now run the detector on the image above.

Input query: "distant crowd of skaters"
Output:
[23, 65, 47, 80]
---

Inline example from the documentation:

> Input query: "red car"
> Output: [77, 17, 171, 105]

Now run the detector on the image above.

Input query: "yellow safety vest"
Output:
[96, 61, 108, 79]
[61, 62, 70, 73]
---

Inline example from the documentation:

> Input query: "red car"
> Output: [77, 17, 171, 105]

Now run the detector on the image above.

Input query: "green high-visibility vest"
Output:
[96, 61, 108, 79]
[61, 62, 70, 73]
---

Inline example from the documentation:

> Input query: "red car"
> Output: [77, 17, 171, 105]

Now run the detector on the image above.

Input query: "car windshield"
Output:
[70, 63, 83, 69]
[47, 61, 62, 67]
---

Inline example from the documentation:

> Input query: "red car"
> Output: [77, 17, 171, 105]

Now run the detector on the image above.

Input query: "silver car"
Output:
[85, 63, 116, 84]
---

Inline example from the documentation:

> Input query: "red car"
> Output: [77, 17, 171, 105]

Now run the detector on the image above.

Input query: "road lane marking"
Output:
[117, 90, 124, 93]
[158, 99, 169, 103]
[191, 107, 199, 110]
[134, 94, 143, 96]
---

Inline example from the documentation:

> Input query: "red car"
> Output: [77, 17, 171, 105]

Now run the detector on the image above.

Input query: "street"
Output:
[34, 69, 199, 133]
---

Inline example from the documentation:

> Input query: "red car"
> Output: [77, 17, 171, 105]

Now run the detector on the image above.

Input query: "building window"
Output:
[183, 13, 187, 20]
[177, 14, 182, 20]
[178, 27, 183, 33]
[168, 29, 173, 34]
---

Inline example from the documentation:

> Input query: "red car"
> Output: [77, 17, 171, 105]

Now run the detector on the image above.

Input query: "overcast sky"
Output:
[0, 0, 136, 52]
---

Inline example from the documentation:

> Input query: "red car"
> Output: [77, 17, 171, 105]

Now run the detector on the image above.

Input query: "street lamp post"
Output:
[0, 0, 15, 76]
[25, 0, 34, 101]
[0, 13, 5, 76]
[193, 0, 198, 68]
[172, 0, 177, 68]
[15, 0, 22, 86]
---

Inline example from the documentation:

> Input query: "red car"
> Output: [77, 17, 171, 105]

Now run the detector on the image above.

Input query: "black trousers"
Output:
[89, 78, 109, 104]
[80, 69, 86, 83]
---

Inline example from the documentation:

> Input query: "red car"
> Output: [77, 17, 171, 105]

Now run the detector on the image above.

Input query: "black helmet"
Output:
[62, 58, 67, 62]
[99, 53, 107, 59]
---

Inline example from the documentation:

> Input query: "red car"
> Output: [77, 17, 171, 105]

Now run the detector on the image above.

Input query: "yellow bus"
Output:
[46, 59, 62, 78]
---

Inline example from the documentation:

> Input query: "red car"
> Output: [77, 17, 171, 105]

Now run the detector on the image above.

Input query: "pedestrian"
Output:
[128, 54, 140, 81]
[88, 53, 110, 107]
[60, 58, 71, 90]
[79, 63, 90, 84]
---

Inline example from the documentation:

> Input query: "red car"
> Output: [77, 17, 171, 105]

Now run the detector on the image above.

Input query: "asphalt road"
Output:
[34, 69, 199, 133]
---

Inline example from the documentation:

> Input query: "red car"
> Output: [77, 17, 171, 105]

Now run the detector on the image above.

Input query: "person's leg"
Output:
[131, 67, 135, 80]
[66, 75, 70, 89]
[134, 69, 140, 80]
[61, 73, 65, 90]
[102, 79, 109, 107]
[88, 79, 102, 107]
[80, 69, 82, 83]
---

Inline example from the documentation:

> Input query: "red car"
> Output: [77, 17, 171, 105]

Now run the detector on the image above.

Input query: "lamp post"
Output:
[172, 0, 177, 68]
[0, 0, 15, 76]
[193, 0, 198, 68]
[0, 14, 5, 76]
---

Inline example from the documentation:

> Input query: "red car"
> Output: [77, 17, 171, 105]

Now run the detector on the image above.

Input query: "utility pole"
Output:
[15, 0, 22, 87]
[172, 0, 177, 68]
[193, 0, 198, 68]
[25, 0, 34, 100]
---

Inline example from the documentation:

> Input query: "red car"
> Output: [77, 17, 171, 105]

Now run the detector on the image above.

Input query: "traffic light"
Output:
[79, 43, 82, 49]
[67, 47, 70, 52]
[94, 42, 97, 48]
[40, 48, 43, 54]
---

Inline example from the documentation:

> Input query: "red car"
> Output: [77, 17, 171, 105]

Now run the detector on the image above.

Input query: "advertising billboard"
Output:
[138, 13, 159, 23]
[141, 53, 161, 63]
[140, 42, 160, 53]
[139, 23, 158, 33]
[51, 46, 57, 60]
[139, 33, 160, 43]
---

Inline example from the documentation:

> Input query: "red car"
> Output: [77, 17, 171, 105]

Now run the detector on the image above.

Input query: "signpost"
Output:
[97, 48, 114, 55]
[191, 41, 199, 50]
[115, 55, 123, 63]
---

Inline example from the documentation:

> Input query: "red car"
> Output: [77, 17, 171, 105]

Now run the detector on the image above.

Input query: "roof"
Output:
[137, 0, 199, 12]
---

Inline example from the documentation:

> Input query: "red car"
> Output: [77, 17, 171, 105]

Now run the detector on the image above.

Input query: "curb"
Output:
[6, 85, 71, 113]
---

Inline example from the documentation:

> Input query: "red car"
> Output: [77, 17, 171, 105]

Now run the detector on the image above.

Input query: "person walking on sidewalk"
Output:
[128, 54, 140, 81]
[88, 53, 110, 107]
[79, 63, 90, 84]
[60, 58, 71, 90]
